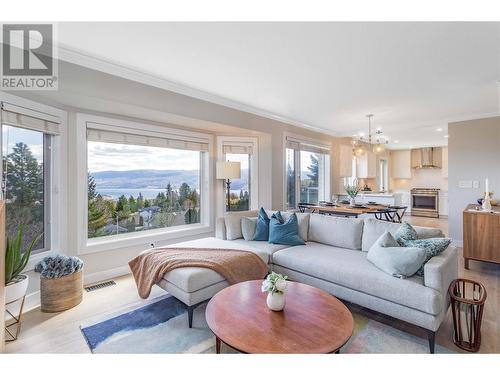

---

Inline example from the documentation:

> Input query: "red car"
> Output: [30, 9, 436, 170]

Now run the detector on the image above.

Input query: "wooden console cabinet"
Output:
[463, 204, 500, 269]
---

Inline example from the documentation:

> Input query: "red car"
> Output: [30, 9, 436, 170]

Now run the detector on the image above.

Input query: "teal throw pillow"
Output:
[367, 231, 426, 278]
[268, 211, 305, 246]
[402, 238, 452, 276]
[394, 222, 418, 245]
[253, 207, 270, 241]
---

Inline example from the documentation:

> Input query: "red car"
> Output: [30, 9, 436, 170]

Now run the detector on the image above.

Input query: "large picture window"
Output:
[87, 141, 203, 239]
[1, 102, 59, 254]
[285, 136, 330, 209]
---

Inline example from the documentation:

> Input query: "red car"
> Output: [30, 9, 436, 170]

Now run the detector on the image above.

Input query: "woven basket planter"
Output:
[40, 269, 83, 312]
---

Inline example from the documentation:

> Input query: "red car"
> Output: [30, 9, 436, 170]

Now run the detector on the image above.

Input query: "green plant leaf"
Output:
[13, 232, 42, 277]
[5, 238, 15, 284]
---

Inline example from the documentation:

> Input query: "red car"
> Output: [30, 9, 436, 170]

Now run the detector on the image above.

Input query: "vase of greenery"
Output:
[262, 272, 288, 311]
[344, 179, 361, 207]
[5, 226, 40, 304]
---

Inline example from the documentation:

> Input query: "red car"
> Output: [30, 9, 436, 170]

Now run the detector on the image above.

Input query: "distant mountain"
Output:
[91, 169, 249, 191]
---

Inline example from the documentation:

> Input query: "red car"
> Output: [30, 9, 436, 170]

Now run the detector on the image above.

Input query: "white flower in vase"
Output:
[262, 272, 289, 311]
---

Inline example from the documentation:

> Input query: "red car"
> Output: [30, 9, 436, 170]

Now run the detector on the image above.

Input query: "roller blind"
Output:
[86, 124, 209, 152]
[285, 136, 330, 154]
[1, 102, 61, 135]
[222, 143, 254, 155]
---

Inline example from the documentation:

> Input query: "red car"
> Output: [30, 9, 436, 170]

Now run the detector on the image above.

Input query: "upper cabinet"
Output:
[357, 150, 377, 179]
[339, 144, 353, 177]
[391, 150, 412, 179]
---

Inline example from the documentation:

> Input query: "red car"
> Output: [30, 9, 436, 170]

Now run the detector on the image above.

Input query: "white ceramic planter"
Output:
[5, 274, 29, 304]
[266, 292, 286, 311]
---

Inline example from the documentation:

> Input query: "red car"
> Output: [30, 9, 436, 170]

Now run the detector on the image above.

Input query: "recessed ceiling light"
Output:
[394, 140, 399, 144]
[444, 135, 449, 138]
[436, 128, 443, 132]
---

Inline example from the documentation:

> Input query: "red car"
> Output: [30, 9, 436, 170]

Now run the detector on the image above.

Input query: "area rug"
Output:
[80, 296, 455, 354]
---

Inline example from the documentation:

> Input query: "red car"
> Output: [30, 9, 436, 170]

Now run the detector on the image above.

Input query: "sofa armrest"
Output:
[215, 217, 227, 240]
[424, 245, 458, 309]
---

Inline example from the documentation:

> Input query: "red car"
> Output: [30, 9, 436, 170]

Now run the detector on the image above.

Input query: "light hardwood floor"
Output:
[5, 216, 499, 353]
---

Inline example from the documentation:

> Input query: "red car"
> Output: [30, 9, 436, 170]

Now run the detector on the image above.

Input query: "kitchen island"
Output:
[337, 192, 403, 206]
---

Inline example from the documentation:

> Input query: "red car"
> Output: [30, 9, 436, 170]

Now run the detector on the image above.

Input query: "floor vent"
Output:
[85, 280, 116, 292]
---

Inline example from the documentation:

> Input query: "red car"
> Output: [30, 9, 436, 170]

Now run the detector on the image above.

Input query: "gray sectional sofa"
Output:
[157, 209, 458, 353]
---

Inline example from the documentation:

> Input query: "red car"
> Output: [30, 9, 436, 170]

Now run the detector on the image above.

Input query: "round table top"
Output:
[205, 280, 354, 354]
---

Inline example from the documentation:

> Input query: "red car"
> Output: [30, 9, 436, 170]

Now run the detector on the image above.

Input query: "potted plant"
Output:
[5, 226, 40, 304]
[344, 179, 361, 207]
[261, 272, 288, 311]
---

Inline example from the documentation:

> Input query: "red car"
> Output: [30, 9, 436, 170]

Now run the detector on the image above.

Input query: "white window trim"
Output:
[282, 132, 331, 209]
[76, 113, 213, 255]
[216, 136, 259, 217]
[0, 92, 68, 270]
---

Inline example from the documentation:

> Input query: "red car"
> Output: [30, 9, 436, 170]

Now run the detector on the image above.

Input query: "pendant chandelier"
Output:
[351, 114, 388, 155]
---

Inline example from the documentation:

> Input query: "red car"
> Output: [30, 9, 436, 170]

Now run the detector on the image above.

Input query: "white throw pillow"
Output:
[241, 217, 258, 241]
[224, 210, 258, 240]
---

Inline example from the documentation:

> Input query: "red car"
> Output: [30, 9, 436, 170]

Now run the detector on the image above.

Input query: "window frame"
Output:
[0, 92, 68, 270]
[76, 113, 213, 255]
[283, 133, 331, 209]
[216, 136, 258, 216]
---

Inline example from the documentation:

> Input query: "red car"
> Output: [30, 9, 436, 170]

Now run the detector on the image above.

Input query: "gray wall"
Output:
[448, 116, 500, 243]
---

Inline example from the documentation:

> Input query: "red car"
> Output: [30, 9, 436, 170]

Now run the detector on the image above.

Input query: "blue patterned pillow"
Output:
[268, 211, 305, 246]
[253, 207, 270, 241]
[402, 238, 452, 276]
[394, 222, 418, 245]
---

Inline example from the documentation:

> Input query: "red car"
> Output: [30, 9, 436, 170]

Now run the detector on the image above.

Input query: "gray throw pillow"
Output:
[394, 222, 418, 245]
[402, 238, 452, 276]
[367, 231, 427, 278]
[241, 217, 258, 241]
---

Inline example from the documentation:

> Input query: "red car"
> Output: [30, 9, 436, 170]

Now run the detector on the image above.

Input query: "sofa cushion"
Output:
[241, 217, 257, 241]
[361, 218, 444, 252]
[162, 237, 268, 293]
[367, 232, 427, 278]
[308, 214, 364, 250]
[232, 239, 289, 262]
[272, 242, 442, 315]
[225, 210, 258, 240]
[266, 210, 310, 241]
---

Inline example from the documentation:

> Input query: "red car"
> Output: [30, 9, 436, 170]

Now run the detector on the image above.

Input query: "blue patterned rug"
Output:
[80, 296, 456, 354]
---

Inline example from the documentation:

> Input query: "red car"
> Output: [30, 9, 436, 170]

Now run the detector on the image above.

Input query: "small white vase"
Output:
[5, 274, 29, 304]
[266, 292, 286, 311]
[349, 197, 356, 207]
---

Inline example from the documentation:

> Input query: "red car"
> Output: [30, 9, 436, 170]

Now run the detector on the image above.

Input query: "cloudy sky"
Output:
[88, 141, 201, 172]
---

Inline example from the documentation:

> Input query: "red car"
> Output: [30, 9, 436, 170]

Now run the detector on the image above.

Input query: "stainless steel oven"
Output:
[411, 188, 439, 218]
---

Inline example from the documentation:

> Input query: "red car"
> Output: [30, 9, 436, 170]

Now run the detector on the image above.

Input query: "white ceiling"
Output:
[57, 22, 500, 149]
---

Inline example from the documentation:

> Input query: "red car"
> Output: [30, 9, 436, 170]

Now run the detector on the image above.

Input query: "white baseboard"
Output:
[83, 265, 131, 285]
[22, 291, 41, 313]
[16, 266, 132, 313]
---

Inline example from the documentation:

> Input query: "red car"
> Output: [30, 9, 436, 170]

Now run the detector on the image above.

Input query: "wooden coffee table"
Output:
[205, 280, 354, 353]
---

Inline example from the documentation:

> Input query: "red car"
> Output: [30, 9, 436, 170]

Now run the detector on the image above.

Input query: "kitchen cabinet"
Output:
[391, 150, 412, 179]
[339, 144, 353, 177]
[356, 151, 377, 179]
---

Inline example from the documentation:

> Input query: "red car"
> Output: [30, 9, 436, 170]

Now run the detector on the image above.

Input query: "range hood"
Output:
[412, 147, 442, 169]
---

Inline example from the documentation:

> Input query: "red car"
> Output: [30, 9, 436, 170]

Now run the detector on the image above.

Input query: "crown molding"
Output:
[56, 43, 339, 137]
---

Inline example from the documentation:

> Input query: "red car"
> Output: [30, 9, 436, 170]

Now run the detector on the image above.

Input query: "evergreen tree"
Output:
[88, 196, 108, 237]
[4, 142, 43, 205]
[128, 195, 137, 212]
[306, 154, 319, 187]
[137, 192, 145, 209]
[178, 182, 191, 206]
[88, 173, 98, 200]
